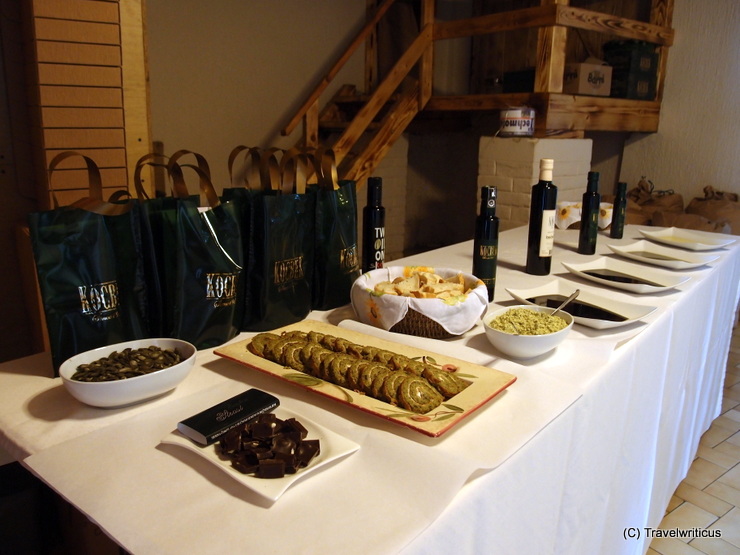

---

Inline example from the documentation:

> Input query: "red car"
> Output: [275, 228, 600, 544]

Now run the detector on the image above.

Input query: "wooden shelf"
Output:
[423, 92, 660, 136]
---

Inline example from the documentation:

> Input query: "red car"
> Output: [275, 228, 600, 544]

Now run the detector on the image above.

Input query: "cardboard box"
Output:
[563, 61, 612, 97]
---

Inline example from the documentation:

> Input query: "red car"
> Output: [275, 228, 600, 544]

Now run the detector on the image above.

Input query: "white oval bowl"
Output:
[483, 305, 573, 359]
[59, 338, 197, 408]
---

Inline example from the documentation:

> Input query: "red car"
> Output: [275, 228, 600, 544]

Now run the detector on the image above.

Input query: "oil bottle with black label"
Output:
[362, 177, 385, 273]
[578, 171, 601, 255]
[610, 181, 628, 239]
[473, 186, 499, 302]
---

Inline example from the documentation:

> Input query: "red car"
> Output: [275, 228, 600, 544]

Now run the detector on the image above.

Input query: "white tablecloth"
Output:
[2, 225, 738, 554]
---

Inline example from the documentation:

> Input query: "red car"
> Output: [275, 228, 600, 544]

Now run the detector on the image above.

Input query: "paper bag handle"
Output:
[48, 151, 131, 215]
[228, 145, 263, 190]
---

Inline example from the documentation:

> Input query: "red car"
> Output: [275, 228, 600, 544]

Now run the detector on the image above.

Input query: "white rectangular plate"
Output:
[607, 240, 720, 269]
[561, 258, 690, 294]
[161, 406, 359, 502]
[215, 320, 517, 438]
[506, 280, 657, 329]
[639, 227, 736, 251]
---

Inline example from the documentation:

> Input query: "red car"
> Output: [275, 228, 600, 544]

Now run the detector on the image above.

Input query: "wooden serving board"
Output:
[215, 321, 516, 438]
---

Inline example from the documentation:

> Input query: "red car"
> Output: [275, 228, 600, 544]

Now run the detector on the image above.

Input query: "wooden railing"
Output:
[281, 0, 407, 143]
[280, 0, 435, 184]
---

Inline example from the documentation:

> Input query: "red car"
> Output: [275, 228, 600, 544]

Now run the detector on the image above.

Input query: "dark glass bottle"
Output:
[610, 181, 628, 239]
[362, 177, 385, 273]
[472, 186, 499, 302]
[526, 159, 558, 275]
[577, 171, 601, 255]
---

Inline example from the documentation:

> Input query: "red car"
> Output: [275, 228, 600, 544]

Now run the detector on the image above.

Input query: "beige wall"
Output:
[146, 0, 366, 190]
[618, 0, 740, 200]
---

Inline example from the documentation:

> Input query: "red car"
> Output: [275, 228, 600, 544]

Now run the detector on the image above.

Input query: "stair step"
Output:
[319, 121, 381, 132]
[333, 92, 400, 105]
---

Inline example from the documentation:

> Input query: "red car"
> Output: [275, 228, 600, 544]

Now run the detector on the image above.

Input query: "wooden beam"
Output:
[121, 0, 152, 193]
[364, 0, 378, 92]
[434, 4, 673, 46]
[303, 101, 319, 149]
[554, 6, 674, 46]
[540, 94, 661, 133]
[650, 0, 674, 103]
[535, 0, 567, 94]
[418, 0, 434, 108]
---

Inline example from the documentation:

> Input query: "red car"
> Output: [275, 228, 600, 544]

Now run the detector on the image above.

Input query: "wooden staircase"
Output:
[281, 0, 675, 186]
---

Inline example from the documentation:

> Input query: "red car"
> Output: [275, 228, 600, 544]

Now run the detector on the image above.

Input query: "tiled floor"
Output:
[649, 322, 740, 555]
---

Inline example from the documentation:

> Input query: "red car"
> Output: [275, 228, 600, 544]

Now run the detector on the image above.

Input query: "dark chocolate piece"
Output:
[251, 414, 280, 439]
[296, 439, 320, 466]
[216, 414, 321, 480]
[257, 459, 286, 479]
[282, 418, 308, 440]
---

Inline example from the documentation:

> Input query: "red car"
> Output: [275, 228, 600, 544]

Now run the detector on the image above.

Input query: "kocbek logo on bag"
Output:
[339, 245, 359, 274]
[78, 280, 120, 322]
[274, 256, 304, 291]
[206, 272, 239, 307]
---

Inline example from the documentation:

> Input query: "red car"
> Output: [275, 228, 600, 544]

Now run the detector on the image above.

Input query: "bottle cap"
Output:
[481, 186, 497, 211]
[539, 159, 554, 182]
[617, 181, 627, 194]
[367, 177, 382, 206]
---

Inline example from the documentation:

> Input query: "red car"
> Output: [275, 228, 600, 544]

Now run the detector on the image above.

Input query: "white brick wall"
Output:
[478, 137, 593, 230]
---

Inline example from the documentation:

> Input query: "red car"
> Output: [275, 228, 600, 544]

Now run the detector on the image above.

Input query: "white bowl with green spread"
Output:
[483, 305, 573, 359]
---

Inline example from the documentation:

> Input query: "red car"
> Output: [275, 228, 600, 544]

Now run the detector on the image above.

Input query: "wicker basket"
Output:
[389, 308, 454, 339]
[351, 266, 488, 339]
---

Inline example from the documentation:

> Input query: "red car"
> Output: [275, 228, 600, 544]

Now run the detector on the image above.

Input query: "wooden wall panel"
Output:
[43, 148, 127, 168]
[37, 64, 122, 87]
[44, 128, 125, 149]
[24, 0, 149, 208]
[33, 19, 121, 44]
[38, 85, 123, 107]
[40, 107, 124, 128]
[35, 41, 122, 66]
[49, 169, 128, 191]
[31, 0, 119, 24]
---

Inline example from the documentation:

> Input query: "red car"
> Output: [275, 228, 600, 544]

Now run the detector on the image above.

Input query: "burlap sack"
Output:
[627, 177, 683, 223]
[652, 210, 731, 234]
[686, 186, 740, 235]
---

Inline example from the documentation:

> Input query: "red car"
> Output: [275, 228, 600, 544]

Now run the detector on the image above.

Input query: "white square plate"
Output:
[639, 227, 736, 251]
[506, 280, 657, 329]
[607, 240, 720, 269]
[561, 258, 691, 294]
[161, 406, 359, 502]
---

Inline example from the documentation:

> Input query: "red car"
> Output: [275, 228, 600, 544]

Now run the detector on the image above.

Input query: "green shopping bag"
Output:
[241, 148, 315, 331]
[311, 149, 360, 309]
[28, 152, 149, 374]
[134, 151, 243, 348]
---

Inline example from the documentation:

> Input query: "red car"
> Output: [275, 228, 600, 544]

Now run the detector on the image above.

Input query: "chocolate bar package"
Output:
[177, 389, 279, 445]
